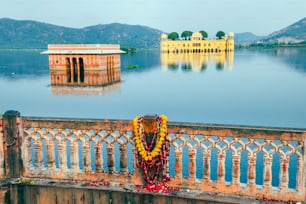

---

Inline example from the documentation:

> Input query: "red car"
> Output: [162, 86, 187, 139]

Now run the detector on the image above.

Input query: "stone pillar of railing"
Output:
[35, 139, 43, 169]
[46, 138, 55, 170]
[2, 110, 22, 178]
[24, 139, 32, 170]
[133, 147, 143, 185]
[280, 157, 289, 192]
[95, 142, 102, 172]
[232, 153, 241, 187]
[58, 139, 67, 171]
[248, 155, 256, 191]
[120, 145, 128, 174]
[203, 151, 210, 184]
[297, 153, 304, 194]
[174, 149, 182, 180]
[189, 149, 196, 181]
[217, 152, 225, 184]
[107, 144, 115, 174]
[83, 141, 90, 172]
[263, 155, 272, 196]
[70, 139, 79, 171]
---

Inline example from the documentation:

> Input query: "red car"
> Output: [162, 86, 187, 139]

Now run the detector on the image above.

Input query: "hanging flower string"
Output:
[133, 115, 178, 193]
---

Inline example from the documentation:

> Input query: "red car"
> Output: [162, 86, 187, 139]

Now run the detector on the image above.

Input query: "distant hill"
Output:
[234, 32, 265, 45]
[0, 18, 163, 49]
[261, 17, 306, 43]
[1, 17, 305, 49]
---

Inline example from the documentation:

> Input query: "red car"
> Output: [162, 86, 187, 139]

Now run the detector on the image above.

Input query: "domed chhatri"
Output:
[160, 32, 234, 53]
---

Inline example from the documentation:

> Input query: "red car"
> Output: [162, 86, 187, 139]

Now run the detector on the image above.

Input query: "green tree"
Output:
[168, 32, 179, 40]
[199, 30, 208, 39]
[216, 31, 225, 39]
[181, 31, 193, 40]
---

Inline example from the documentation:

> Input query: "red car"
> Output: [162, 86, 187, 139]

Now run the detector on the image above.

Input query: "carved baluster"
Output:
[248, 155, 256, 188]
[203, 150, 210, 182]
[35, 139, 43, 169]
[133, 146, 143, 185]
[70, 140, 79, 171]
[46, 139, 55, 170]
[189, 149, 196, 180]
[95, 142, 102, 172]
[218, 152, 225, 184]
[120, 145, 128, 173]
[280, 157, 289, 191]
[296, 154, 303, 191]
[232, 153, 241, 186]
[174, 149, 182, 179]
[25, 139, 33, 170]
[58, 139, 67, 171]
[83, 141, 90, 172]
[107, 144, 115, 174]
[264, 155, 272, 193]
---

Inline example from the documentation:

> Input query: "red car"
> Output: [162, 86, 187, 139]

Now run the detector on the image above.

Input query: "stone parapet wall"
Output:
[1, 111, 306, 203]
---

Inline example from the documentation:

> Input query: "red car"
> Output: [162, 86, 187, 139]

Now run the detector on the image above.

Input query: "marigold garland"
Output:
[133, 115, 168, 161]
[133, 115, 176, 191]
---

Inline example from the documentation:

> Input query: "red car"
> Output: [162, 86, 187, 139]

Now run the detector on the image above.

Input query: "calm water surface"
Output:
[1, 48, 306, 129]
[1, 48, 305, 188]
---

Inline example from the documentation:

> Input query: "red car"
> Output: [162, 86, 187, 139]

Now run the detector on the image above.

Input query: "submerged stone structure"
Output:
[160, 32, 234, 53]
[42, 44, 125, 86]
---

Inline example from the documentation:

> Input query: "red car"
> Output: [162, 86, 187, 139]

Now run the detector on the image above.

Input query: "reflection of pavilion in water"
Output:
[50, 83, 121, 96]
[160, 52, 234, 71]
[42, 44, 124, 95]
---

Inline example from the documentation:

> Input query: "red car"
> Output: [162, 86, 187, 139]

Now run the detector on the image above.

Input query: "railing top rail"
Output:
[21, 116, 306, 141]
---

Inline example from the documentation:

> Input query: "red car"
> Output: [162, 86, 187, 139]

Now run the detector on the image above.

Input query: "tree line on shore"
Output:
[167, 30, 226, 40]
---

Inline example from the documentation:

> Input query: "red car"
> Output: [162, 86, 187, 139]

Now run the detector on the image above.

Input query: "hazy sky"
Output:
[1, 0, 305, 36]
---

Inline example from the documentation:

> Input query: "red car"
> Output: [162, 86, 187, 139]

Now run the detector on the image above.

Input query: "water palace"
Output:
[160, 32, 234, 53]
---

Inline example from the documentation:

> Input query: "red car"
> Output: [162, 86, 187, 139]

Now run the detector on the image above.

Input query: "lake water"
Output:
[1, 48, 306, 129]
[1, 48, 306, 188]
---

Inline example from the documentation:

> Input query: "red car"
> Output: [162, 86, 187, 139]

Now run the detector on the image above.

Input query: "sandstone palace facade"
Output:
[160, 32, 234, 53]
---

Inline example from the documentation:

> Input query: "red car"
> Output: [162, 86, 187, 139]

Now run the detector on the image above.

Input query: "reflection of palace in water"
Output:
[42, 44, 124, 95]
[160, 52, 234, 71]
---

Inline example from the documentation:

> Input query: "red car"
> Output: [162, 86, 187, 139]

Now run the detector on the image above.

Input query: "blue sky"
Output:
[1, 0, 305, 36]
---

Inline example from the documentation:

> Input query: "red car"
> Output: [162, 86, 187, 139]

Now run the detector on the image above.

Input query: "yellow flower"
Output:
[160, 115, 168, 122]
[159, 132, 165, 138]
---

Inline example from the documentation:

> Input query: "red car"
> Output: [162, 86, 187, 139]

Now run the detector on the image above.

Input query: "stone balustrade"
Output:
[1, 112, 306, 202]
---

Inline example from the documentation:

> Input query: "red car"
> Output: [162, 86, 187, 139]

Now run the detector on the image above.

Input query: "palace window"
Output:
[192, 43, 200, 47]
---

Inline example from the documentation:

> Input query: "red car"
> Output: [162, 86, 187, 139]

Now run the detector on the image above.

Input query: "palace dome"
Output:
[228, 32, 234, 38]
[191, 32, 202, 40]
[161, 33, 168, 40]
